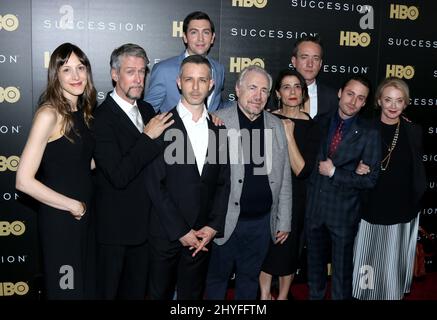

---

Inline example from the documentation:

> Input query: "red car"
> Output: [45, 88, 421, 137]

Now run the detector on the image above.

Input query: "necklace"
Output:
[380, 120, 400, 171]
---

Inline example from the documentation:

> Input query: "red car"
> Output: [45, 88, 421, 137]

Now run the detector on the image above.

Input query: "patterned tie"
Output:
[328, 119, 344, 157]
[131, 105, 143, 132]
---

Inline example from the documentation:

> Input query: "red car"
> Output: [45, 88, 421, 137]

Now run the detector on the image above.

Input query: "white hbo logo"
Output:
[0, 87, 20, 103]
[0, 14, 19, 31]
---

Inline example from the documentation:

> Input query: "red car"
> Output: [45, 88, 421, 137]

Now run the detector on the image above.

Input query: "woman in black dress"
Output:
[259, 69, 320, 299]
[16, 43, 96, 299]
[352, 77, 426, 300]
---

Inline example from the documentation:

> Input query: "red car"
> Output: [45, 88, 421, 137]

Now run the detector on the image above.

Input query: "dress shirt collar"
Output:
[308, 81, 317, 96]
[177, 101, 209, 123]
[110, 89, 137, 113]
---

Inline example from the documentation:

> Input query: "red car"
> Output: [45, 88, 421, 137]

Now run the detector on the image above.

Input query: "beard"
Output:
[126, 85, 144, 100]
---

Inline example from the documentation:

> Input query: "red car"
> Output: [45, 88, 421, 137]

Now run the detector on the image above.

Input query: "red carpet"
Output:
[288, 272, 437, 300]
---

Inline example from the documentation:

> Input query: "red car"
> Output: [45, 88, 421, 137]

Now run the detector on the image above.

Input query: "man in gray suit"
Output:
[205, 65, 292, 300]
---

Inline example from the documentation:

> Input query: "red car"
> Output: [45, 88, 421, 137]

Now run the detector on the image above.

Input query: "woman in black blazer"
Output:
[352, 77, 426, 300]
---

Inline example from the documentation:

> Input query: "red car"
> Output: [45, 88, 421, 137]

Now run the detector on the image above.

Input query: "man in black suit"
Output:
[305, 75, 381, 300]
[145, 55, 230, 300]
[93, 43, 173, 299]
[291, 35, 338, 119]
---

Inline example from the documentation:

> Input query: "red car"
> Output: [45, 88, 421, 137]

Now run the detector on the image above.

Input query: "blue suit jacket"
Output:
[144, 52, 225, 113]
[306, 110, 381, 227]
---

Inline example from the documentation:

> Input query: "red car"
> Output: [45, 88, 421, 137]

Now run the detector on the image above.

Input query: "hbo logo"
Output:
[339, 31, 371, 47]
[0, 155, 20, 171]
[0, 87, 20, 103]
[232, 0, 268, 8]
[229, 57, 265, 73]
[386, 65, 415, 79]
[0, 282, 29, 296]
[389, 4, 419, 20]
[0, 221, 26, 236]
[0, 14, 19, 31]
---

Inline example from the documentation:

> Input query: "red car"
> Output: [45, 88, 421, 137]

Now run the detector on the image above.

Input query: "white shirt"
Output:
[110, 89, 143, 132]
[177, 101, 209, 175]
[308, 81, 318, 119]
[184, 50, 214, 109]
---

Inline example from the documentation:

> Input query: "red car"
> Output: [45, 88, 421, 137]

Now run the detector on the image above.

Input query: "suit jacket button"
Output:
[238, 179, 243, 183]
[235, 202, 239, 206]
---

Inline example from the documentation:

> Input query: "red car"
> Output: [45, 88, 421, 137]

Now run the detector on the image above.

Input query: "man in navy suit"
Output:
[291, 35, 338, 119]
[145, 55, 230, 300]
[145, 11, 226, 113]
[93, 44, 173, 299]
[305, 75, 381, 300]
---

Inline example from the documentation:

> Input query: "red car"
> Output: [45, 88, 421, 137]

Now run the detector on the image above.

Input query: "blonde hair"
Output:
[375, 77, 410, 108]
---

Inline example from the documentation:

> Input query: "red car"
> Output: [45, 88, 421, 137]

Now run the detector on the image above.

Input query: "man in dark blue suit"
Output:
[291, 35, 338, 119]
[305, 75, 381, 300]
[145, 11, 226, 113]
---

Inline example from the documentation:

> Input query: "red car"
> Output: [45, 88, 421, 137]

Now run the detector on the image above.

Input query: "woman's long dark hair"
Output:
[38, 42, 96, 140]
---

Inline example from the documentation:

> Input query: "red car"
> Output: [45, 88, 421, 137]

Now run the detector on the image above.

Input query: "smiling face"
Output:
[337, 79, 369, 119]
[111, 55, 146, 104]
[183, 19, 215, 56]
[276, 75, 303, 108]
[236, 70, 270, 120]
[378, 86, 407, 124]
[58, 52, 87, 103]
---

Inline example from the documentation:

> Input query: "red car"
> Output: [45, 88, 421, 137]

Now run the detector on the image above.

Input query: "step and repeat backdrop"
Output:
[1, 0, 436, 298]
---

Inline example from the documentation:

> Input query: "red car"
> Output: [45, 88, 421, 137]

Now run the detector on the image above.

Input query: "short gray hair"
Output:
[110, 43, 149, 71]
[236, 65, 272, 92]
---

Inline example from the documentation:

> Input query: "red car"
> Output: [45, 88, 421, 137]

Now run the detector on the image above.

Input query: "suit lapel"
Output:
[319, 113, 333, 160]
[200, 120, 216, 179]
[340, 118, 362, 147]
[223, 104, 240, 131]
[106, 94, 141, 136]
[173, 109, 201, 178]
[138, 102, 154, 125]
[331, 117, 363, 162]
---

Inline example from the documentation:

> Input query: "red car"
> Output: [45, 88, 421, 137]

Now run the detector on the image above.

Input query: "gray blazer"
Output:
[213, 103, 292, 245]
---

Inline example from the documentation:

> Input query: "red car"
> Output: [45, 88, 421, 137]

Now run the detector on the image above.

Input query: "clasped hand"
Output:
[179, 226, 217, 258]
